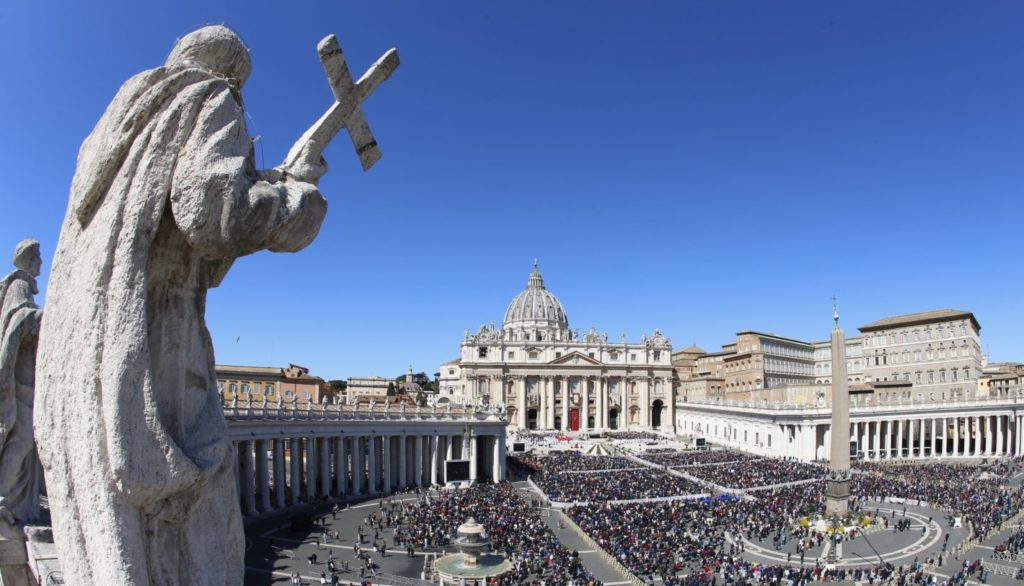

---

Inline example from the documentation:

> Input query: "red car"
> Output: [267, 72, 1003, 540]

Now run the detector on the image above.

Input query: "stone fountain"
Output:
[432, 518, 512, 585]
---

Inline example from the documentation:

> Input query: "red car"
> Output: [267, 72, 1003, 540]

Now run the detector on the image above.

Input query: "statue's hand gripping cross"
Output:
[284, 34, 400, 173]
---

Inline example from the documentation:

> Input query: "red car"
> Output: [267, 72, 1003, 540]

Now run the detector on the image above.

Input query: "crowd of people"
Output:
[641, 448, 763, 468]
[565, 482, 838, 585]
[510, 452, 639, 475]
[685, 460, 826, 489]
[605, 431, 663, 441]
[852, 462, 1023, 541]
[390, 483, 600, 585]
[534, 468, 706, 502]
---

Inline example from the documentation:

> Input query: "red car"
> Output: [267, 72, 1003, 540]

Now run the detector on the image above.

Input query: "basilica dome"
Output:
[502, 261, 569, 334]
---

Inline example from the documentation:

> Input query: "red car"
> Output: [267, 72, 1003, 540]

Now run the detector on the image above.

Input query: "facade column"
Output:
[581, 377, 590, 431]
[665, 378, 675, 434]
[871, 421, 879, 460]
[398, 434, 408, 488]
[469, 434, 478, 483]
[640, 378, 651, 428]
[883, 420, 892, 459]
[560, 377, 569, 431]
[539, 377, 548, 430]
[258, 439, 271, 511]
[988, 415, 996, 455]
[289, 438, 301, 505]
[274, 438, 286, 508]
[381, 435, 392, 495]
[931, 419, 938, 458]
[517, 378, 527, 429]
[335, 436, 348, 496]
[351, 436, 363, 496]
[414, 435, 424, 486]
[620, 378, 628, 429]
[547, 378, 556, 429]
[596, 377, 604, 429]
[242, 441, 256, 515]
[1017, 416, 1023, 456]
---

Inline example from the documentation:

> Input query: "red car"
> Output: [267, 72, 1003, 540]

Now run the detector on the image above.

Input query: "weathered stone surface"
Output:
[35, 25, 328, 585]
[0, 239, 43, 536]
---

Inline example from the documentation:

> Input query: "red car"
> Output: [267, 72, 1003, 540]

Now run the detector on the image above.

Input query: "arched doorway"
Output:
[651, 400, 663, 429]
[527, 408, 538, 430]
[609, 408, 619, 430]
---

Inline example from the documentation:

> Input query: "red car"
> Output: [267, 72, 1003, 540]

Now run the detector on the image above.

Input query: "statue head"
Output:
[166, 25, 252, 89]
[13, 239, 41, 277]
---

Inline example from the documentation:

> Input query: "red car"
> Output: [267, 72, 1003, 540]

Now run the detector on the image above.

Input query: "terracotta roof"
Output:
[858, 309, 979, 333]
[674, 344, 706, 354]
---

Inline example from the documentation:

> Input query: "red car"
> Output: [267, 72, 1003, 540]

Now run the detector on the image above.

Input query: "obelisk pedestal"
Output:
[825, 304, 851, 517]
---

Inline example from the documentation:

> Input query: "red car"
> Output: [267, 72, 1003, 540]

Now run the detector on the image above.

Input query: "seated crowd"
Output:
[852, 464, 1022, 541]
[605, 431, 664, 441]
[391, 483, 599, 585]
[534, 468, 706, 502]
[685, 460, 826, 489]
[641, 449, 763, 468]
[511, 452, 639, 474]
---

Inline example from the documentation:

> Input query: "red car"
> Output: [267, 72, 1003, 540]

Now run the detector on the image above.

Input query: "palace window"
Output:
[229, 382, 237, 394]
[928, 371, 934, 383]
[264, 383, 274, 395]
[478, 347, 488, 358]
[529, 351, 539, 359]
[952, 369, 958, 381]
[240, 383, 250, 395]
[217, 381, 225, 393]
[507, 351, 515, 359]
[630, 353, 637, 361]
[653, 350, 661, 361]
[589, 353, 595, 359]
[555, 352, 562, 359]
[609, 352, 619, 360]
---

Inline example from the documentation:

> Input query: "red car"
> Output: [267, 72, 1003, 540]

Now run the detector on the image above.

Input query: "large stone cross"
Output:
[284, 34, 400, 172]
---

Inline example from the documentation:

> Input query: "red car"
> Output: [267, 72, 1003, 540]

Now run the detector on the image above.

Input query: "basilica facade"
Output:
[440, 262, 675, 432]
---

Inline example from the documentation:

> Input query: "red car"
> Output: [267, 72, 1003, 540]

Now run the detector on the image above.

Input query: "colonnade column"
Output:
[493, 433, 504, 482]
[431, 435, 440, 486]
[469, 434, 478, 483]
[274, 438, 286, 508]
[414, 435, 424, 486]
[918, 418, 925, 457]
[397, 434, 407, 488]
[367, 436, 378, 496]
[351, 436, 363, 496]
[289, 438, 301, 505]
[335, 436, 348, 496]
[242, 441, 256, 515]
[952, 418, 960, 457]
[381, 435, 391, 495]
[319, 437, 330, 496]
[304, 438, 317, 501]
[996, 416, 1004, 456]
[257, 439, 271, 512]
[884, 421, 892, 459]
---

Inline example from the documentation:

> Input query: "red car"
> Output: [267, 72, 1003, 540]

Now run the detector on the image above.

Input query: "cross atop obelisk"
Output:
[284, 34, 400, 173]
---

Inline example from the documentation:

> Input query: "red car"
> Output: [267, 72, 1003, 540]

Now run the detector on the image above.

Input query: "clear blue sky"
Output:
[1, 1, 1022, 379]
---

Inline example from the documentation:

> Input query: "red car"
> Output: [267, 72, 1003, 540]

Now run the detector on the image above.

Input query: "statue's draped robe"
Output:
[36, 64, 326, 585]
[0, 269, 42, 527]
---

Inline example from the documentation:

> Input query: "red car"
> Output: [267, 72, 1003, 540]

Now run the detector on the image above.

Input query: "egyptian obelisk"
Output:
[825, 296, 851, 516]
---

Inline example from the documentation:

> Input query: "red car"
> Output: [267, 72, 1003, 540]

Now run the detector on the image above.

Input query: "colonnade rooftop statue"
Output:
[0, 240, 43, 537]
[34, 25, 399, 585]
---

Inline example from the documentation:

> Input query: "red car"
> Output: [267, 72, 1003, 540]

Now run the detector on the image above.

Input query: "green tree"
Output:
[328, 379, 347, 392]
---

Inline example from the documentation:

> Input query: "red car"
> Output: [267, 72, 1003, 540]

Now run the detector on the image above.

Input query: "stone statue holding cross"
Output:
[35, 25, 398, 585]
